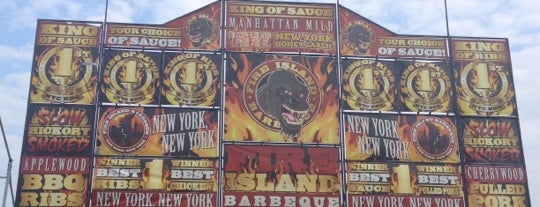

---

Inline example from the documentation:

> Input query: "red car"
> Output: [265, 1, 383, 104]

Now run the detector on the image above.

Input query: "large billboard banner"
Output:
[225, 1, 336, 53]
[162, 52, 221, 107]
[22, 104, 95, 156]
[29, 20, 101, 104]
[17, 156, 91, 207]
[224, 53, 339, 144]
[96, 106, 219, 157]
[223, 145, 341, 207]
[344, 113, 459, 163]
[452, 38, 516, 116]
[92, 157, 217, 207]
[342, 58, 396, 111]
[15, 1, 530, 206]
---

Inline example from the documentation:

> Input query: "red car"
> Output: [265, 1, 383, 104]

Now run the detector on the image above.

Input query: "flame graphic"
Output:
[224, 54, 339, 144]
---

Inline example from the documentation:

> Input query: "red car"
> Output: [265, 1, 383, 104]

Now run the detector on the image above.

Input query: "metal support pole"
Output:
[1, 116, 14, 207]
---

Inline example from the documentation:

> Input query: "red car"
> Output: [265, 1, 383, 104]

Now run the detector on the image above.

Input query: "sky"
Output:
[0, 0, 539, 206]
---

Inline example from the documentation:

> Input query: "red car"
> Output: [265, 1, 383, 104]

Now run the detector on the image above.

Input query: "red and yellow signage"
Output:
[17, 156, 90, 206]
[453, 38, 516, 116]
[342, 59, 396, 111]
[30, 20, 101, 104]
[105, 24, 182, 49]
[223, 145, 340, 207]
[339, 6, 447, 59]
[465, 165, 529, 207]
[226, 1, 336, 53]
[163, 1, 221, 50]
[225, 53, 339, 144]
[23, 104, 95, 156]
[399, 61, 453, 113]
[92, 157, 217, 207]
[347, 162, 464, 207]
[462, 117, 522, 163]
[101, 50, 161, 104]
[96, 106, 219, 157]
[162, 52, 221, 106]
[344, 113, 459, 163]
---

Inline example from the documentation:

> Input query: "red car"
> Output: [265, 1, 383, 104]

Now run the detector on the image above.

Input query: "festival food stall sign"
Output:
[225, 1, 336, 54]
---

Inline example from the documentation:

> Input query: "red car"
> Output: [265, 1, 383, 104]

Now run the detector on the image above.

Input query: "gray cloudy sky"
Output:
[0, 0, 539, 206]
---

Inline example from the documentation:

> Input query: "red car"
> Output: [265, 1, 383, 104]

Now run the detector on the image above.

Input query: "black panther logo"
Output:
[187, 17, 214, 48]
[256, 70, 310, 138]
[347, 23, 372, 54]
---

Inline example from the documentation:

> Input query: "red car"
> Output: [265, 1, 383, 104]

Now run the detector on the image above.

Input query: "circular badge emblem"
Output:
[101, 108, 151, 153]
[35, 46, 96, 103]
[460, 61, 511, 113]
[243, 60, 321, 138]
[411, 116, 456, 160]
[400, 62, 451, 112]
[343, 59, 395, 111]
[343, 21, 374, 55]
[102, 51, 159, 104]
[185, 15, 217, 48]
[163, 53, 219, 106]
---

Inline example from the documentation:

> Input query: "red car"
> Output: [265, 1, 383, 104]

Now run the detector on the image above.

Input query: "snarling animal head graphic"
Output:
[256, 70, 310, 138]
[347, 24, 372, 54]
[187, 17, 214, 48]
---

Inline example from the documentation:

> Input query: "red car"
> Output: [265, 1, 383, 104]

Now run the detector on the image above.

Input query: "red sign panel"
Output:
[23, 104, 95, 156]
[465, 165, 529, 207]
[223, 145, 341, 207]
[225, 1, 336, 53]
[462, 117, 522, 163]
[17, 156, 91, 207]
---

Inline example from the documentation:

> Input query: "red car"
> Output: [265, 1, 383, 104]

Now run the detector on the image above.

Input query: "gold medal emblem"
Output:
[163, 53, 219, 106]
[400, 62, 451, 112]
[458, 61, 514, 115]
[102, 51, 159, 104]
[32, 46, 96, 103]
[343, 59, 395, 111]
